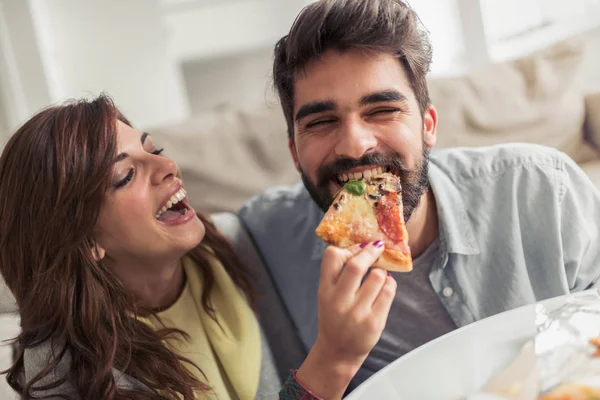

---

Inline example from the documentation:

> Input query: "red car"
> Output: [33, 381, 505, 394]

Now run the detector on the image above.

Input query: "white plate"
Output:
[346, 291, 595, 400]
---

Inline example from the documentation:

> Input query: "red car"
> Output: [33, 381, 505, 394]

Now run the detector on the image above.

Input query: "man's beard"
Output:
[300, 147, 431, 222]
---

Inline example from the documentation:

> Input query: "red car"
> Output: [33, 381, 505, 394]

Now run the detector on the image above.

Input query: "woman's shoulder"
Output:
[22, 340, 79, 398]
[23, 340, 149, 397]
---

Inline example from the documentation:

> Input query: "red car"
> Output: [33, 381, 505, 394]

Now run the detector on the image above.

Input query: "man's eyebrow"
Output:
[295, 100, 337, 122]
[360, 90, 407, 106]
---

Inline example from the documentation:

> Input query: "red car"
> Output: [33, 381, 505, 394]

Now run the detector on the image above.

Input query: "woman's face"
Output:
[94, 121, 205, 268]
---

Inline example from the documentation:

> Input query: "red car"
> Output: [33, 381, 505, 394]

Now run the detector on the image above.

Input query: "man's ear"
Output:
[423, 104, 438, 149]
[91, 243, 106, 262]
[288, 137, 302, 173]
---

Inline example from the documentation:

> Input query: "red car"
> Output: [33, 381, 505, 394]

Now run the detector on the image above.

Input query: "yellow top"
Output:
[153, 251, 261, 400]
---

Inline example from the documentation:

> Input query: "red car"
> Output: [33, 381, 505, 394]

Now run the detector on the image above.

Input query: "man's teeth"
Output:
[156, 188, 187, 219]
[338, 167, 388, 183]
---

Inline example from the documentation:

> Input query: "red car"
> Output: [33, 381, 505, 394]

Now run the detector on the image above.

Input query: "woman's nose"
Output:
[151, 156, 178, 186]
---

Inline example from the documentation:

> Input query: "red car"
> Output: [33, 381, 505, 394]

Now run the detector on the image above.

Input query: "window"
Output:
[479, 0, 600, 60]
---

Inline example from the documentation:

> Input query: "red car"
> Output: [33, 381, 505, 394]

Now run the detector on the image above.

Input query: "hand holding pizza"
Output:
[316, 241, 396, 360]
[296, 241, 397, 399]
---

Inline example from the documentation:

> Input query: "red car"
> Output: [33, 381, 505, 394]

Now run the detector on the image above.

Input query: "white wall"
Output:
[408, 0, 468, 74]
[164, 0, 308, 62]
[0, 78, 7, 144]
[182, 48, 276, 113]
[0, 0, 52, 131]
[182, 0, 468, 114]
[19, 0, 189, 130]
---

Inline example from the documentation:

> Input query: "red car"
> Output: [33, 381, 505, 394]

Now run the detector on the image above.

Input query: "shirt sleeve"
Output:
[559, 154, 600, 291]
[278, 370, 323, 400]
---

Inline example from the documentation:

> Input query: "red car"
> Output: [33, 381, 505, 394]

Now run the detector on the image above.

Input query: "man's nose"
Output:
[334, 118, 378, 159]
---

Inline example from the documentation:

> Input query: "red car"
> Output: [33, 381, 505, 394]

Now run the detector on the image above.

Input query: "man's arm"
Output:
[559, 154, 600, 290]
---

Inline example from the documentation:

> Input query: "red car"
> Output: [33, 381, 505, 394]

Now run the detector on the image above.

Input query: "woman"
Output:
[0, 95, 396, 399]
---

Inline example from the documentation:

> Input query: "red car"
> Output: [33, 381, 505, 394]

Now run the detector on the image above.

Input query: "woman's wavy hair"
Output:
[0, 95, 254, 399]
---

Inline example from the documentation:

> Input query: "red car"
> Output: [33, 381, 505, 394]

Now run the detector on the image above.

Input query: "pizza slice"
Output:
[315, 172, 412, 272]
[538, 383, 600, 400]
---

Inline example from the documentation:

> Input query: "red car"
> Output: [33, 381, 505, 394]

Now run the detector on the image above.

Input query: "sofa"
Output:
[1, 37, 600, 397]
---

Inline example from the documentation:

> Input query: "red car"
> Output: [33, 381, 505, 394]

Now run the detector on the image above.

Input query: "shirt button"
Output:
[442, 287, 454, 297]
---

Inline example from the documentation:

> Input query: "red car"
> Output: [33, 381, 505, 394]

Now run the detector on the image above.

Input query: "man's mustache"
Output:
[317, 152, 410, 187]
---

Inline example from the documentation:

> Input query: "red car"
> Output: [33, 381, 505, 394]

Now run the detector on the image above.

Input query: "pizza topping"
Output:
[375, 192, 405, 242]
[589, 336, 600, 356]
[316, 170, 412, 272]
[344, 180, 367, 196]
[367, 172, 402, 194]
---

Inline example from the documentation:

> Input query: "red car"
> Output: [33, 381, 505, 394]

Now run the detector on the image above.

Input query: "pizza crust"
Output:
[538, 383, 600, 400]
[374, 248, 413, 272]
[316, 223, 412, 271]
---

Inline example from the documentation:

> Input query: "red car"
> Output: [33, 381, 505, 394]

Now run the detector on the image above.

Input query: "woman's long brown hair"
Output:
[0, 95, 254, 399]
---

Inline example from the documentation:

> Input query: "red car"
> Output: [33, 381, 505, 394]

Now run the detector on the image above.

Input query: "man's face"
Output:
[289, 49, 438, 221]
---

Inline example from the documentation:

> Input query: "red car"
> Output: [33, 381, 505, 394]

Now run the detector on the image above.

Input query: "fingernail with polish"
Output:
[359, 242, 369, 248]
[387, 272, 392, 277]
[373, 240, 384, 247]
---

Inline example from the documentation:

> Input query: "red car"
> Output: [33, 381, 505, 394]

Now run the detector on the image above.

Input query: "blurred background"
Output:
[1, 0, 599, 140]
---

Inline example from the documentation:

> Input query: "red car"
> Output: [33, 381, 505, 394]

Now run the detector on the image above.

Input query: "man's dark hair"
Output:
[273, 0, 433, 138]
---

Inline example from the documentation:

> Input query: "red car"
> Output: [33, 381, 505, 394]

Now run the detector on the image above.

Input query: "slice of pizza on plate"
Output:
[315, 172, 412, 272]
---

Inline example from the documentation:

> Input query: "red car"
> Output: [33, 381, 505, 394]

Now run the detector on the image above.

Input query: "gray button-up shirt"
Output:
[238, 143, 600, 388]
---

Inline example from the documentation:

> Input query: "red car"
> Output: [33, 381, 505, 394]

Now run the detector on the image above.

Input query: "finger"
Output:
[319, 243, 368, 286]
[355, 267, 388, 312]
[336, 241, 385, 296]
[372, 274, 397, 319]
[320, 246, 352, 286]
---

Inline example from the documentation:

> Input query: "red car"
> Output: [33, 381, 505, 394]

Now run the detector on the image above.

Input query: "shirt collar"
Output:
[429, 161, 480, 256]
[309, 160, 481, 261]
[311, 208, 328, 261]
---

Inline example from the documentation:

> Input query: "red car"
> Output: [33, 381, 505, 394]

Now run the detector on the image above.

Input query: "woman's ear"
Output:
[91, 243, 106, 261]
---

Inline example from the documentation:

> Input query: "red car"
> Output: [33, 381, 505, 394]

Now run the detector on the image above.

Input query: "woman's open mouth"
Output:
[155, 187, 192, 222]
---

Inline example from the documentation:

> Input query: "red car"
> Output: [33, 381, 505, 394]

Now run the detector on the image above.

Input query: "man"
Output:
[239, 0, 600, 389]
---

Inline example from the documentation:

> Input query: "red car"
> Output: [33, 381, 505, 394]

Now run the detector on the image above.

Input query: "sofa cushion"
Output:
[0, 313, 19, 398]
[584, 91, 600, 150]
[210, 212, 306, 381]
[151, 106, 298, 214]
[0, 279, 16, 314]
[579, 159, 600, 188]
[428, 38, 599, 164]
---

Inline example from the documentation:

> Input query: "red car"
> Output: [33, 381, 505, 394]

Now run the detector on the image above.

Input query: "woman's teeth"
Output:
[156, 188, 187, 219]
[338, 166, 388, 183]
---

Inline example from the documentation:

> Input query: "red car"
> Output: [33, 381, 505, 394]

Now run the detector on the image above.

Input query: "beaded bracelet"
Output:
[279, 369, 323, 400]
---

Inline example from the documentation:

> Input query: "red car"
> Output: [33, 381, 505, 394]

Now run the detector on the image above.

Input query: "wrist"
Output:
[296, 339, 365, 399]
